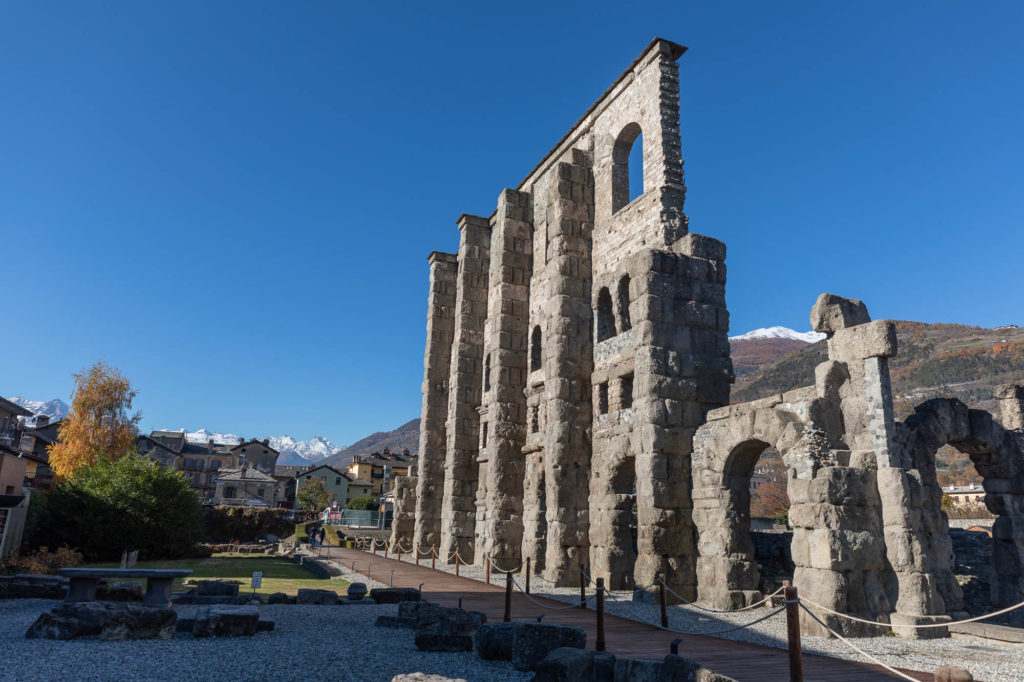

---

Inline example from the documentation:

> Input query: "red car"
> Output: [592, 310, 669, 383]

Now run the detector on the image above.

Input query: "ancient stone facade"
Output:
[406, 38, 1024, 635]
[412, 38, 732, 593]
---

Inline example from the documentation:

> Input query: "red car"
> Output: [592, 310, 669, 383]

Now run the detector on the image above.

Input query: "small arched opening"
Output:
[596, 287, 616, 342]
[617, 275, 631, 332]
[901, 398, 1024, 622]
[612, 122, 644, 212]
[530, 326, 542, 372]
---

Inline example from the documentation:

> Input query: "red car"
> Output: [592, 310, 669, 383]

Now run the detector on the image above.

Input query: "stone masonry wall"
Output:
[413, 252, 457, 553]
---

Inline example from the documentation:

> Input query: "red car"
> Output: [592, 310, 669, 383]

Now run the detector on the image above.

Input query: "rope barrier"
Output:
[510, 576, 597, 610]
[489, 557, 525, 573]
[800, 595, 1024, 629]
[600, 588, 786, 637]
[798, 604, 919, 682]
[657, 580, 785, 614]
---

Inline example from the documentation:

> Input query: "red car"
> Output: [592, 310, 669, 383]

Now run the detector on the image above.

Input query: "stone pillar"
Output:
[390, 475, 417, 551]
[413, 252, 458, 553]
[439, 214, 491, 564]
[543, 150, 594, 585]
[477, 189, 533, 568]
[995, 384, 1024, 431]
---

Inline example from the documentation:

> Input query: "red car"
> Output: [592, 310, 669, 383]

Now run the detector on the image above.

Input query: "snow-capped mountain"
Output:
[8, 397, 71, 422]
[165, 429, 343, 466]
[729, 326, 825, 343]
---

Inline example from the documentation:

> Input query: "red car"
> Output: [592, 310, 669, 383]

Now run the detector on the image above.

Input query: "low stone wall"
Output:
[949, 528, 993, 617]
[751, 529, 794, 591]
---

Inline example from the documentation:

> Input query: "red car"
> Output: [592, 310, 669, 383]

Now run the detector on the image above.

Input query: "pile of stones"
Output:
[375, 600, 736, 681]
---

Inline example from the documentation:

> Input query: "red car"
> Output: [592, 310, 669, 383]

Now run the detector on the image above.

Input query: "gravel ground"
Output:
[382, 551, 1024, 682]
[0, 598, 530, 682]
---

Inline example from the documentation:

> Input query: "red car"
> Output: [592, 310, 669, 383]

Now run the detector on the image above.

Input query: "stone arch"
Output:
[693, 408, 802, 609]
[596, 287, 615, 342]
[897, 398, 1024, 622]
[612, 122, 643, 212]
[530, 325, 542, 372]
[617, 275, 631, 332]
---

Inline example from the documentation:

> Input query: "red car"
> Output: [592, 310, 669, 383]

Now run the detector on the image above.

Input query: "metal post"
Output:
[389, 569, 395, 587]
[372, 538, 377, 555]
[525, 557, 531, 595]
[785, 586, 803, 682]
[596, 577, 606, 652]
[384, 540, 389, 559]
[416, 547, 420, 566]
[579, 568, 586, 608]
[485, 553, 490, 584]
[455, 550, 460, 577]
[659, 573, 668, 628]
[504, 571, 513, 622]
[397, 545, 402, 563]
[431, 545, 436, 571]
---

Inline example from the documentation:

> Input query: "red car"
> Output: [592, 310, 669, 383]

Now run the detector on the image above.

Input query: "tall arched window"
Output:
[597, 287, 616, 342]
[612, 122, 644, 212]
[531, 325, 542, 372]
[483, 353, 491, 392]
[617, 275, 631, 332]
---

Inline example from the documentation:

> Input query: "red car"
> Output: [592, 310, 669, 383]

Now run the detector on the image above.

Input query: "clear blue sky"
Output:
[2, 2, 1022, 445]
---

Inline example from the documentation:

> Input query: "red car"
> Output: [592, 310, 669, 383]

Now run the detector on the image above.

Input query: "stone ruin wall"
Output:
[400, 38, 1024, 637]
[692, 294, 1024, 636]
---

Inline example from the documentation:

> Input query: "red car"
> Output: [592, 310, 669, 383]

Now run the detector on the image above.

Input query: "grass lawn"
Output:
[89, 553, 351, 599]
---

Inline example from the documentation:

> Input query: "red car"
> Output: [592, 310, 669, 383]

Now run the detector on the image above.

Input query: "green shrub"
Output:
[202, 507, 294, 543]
[35, 454, 201, 561]
[346, 496, 378, 511]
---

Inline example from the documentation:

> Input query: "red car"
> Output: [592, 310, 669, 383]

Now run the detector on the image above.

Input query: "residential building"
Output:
[346, 448, 417, 495]
[17, 415, 59, 489]
[0, 397, 32, 559]
[230, 438, 279, 474]
[943, 484, 986, 507]
[296, 464, 352, 509]
[137, 431, 281, 503]
[347, 479, 373, 499]
[0, 398, 32, 495]
[213, 463, 277, 506]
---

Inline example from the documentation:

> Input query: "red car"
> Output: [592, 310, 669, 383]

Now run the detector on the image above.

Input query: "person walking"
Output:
[309, 526, 318, 547]
[319, 526, 327, 546]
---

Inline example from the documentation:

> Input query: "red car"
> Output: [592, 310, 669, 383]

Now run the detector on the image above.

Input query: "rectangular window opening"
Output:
[598, 383, 609, 415]
[621, 374, 634, 410]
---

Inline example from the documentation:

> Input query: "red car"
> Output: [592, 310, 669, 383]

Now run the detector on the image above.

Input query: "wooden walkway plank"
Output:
[324, 546, 932, 682]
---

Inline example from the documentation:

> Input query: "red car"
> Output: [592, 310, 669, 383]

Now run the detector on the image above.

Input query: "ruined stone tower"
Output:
[409, 38, 733, 594]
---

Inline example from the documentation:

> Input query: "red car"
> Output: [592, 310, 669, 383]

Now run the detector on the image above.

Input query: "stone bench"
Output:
[59, 568, 193, 607]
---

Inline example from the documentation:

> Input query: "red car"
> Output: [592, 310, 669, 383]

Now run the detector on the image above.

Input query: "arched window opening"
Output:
[596, 287, 615, 342]
[483, 353, 491, 392]
[617, 275, 631, 332]
[530, 326, 542, 372]
[612, 123, 644, 212]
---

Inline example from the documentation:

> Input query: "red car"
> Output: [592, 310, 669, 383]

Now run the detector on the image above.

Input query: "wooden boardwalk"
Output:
[324, 546, 931, 682]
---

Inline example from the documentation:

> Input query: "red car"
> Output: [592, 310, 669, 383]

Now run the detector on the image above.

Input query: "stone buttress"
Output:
[412, 252, 457, 553]
[439, 215, 491, 564]
[474, 189, 533, 569]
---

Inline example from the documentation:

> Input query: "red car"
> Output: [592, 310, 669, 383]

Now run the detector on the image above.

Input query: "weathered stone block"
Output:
[512, 622, 587, 671]
[810, 293, 870, 334]
[26, 602, 177, 640]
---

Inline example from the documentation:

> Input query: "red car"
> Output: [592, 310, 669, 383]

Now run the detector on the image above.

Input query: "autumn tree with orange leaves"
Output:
[48, 361, 141, 479]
